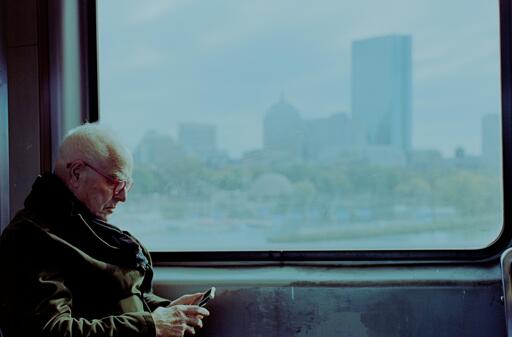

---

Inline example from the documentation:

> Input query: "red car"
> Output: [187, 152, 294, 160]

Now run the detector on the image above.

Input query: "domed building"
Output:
[263, 94, 303, 158]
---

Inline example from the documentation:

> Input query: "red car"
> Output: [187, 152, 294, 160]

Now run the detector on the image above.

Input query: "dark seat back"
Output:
[501, 248, 512, 336]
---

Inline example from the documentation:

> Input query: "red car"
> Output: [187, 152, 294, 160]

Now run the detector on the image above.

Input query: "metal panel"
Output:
[7, 46, 40, 215]
[155, 272, 506, 337]
[154, 264, 506, 336]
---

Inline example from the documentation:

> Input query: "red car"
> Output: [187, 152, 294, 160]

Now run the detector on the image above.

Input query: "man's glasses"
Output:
[67, 161, 133, 196]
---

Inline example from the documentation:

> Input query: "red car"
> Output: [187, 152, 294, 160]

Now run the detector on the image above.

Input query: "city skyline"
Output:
[98, 0, 500, 158]
[135, 96, 500, 165]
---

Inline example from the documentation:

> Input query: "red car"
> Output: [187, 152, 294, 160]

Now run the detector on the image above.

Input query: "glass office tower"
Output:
[351, 35, 412, 153]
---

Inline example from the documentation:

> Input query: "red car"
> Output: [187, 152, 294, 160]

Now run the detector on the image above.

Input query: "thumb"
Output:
[191, 292, 205, 305]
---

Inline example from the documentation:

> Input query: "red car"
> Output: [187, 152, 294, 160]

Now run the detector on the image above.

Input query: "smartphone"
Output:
[198, 287, 216, 307]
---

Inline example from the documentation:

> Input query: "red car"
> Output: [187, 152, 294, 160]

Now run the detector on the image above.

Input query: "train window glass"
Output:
[97, 0, 502, 251]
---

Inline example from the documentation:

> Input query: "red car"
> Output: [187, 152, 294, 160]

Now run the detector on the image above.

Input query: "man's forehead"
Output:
[111, 161, 132, 179]
[96, 155, 132, 179]
[114, 167, 132, 181]
[88, 143, 132, 178]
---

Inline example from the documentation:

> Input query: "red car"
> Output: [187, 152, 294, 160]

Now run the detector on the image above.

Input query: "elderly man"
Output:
[0, 123, 209, 337]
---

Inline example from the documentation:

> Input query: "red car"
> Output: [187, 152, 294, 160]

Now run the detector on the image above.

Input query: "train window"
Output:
[97, 0, 502, 252]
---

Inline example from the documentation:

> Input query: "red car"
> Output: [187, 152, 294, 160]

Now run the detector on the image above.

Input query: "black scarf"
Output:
[25, 173, 149, 272]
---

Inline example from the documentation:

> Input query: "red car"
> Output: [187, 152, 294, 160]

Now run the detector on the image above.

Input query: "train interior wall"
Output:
[0, 1, 509, 336]
[152, 264, 506, 337]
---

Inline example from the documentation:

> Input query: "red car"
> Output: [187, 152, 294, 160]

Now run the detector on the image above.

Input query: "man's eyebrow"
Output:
[111, 173, 125, 180]
[112, 170, 131, 181]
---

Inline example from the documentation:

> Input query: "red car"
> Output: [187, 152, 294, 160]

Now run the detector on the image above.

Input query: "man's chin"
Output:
[95, 211, 111, 221]
[102, 208, 116, 220]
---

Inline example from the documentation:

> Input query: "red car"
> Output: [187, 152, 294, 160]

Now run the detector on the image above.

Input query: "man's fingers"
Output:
[171, 293, 204, 306]
[183, 305, 210, 317]
[185, 315, 203, 328]
[186, 293, 204, 305]
[185, 325, 196, 335]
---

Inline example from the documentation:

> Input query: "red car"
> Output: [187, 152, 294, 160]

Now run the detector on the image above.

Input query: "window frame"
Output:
[91, 0, 512, 263]
[0, 0, 8, 233]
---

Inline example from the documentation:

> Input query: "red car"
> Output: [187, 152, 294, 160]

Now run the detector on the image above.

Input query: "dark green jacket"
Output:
[0, 173, 170, 337]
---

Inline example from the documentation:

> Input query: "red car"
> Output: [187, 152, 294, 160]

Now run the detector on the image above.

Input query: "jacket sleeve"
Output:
[36, 272, 157, 337]
[138, 242, 172, 311]
[0, 222, 157, 337]
[143, 292, 172, 311]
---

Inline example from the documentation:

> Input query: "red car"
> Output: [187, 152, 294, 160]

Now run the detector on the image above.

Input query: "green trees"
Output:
[130, 140, 502, 224]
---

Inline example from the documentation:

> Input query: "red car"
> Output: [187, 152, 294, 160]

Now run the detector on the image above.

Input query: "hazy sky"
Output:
[97, 0, 501, 158]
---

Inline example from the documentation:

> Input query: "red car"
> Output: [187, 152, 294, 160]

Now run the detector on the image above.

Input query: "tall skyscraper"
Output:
[351, 34, 412, 152]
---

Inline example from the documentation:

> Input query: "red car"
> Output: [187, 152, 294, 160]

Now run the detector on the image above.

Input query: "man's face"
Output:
[75, 159, 132, 221]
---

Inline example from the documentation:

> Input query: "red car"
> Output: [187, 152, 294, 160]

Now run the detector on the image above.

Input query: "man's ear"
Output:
[67, 161, 85, 189]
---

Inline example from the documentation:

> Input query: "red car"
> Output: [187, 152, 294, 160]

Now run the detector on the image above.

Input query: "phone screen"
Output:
[198, 287, 216, 307]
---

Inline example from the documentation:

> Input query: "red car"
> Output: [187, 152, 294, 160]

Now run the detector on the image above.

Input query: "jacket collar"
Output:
[24, 172, 93, 220]
[23, 173, 150, 271]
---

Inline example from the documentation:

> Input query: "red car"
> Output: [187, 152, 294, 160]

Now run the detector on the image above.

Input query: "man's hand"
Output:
[152, 305, 209, 337]
[170, 293, 204, 306]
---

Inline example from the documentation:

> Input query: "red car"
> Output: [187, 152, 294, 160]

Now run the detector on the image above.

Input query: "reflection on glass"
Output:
[98, 0, 502, 251]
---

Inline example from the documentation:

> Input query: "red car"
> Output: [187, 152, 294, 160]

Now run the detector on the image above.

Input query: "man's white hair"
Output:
[55, 123, 132, 177]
